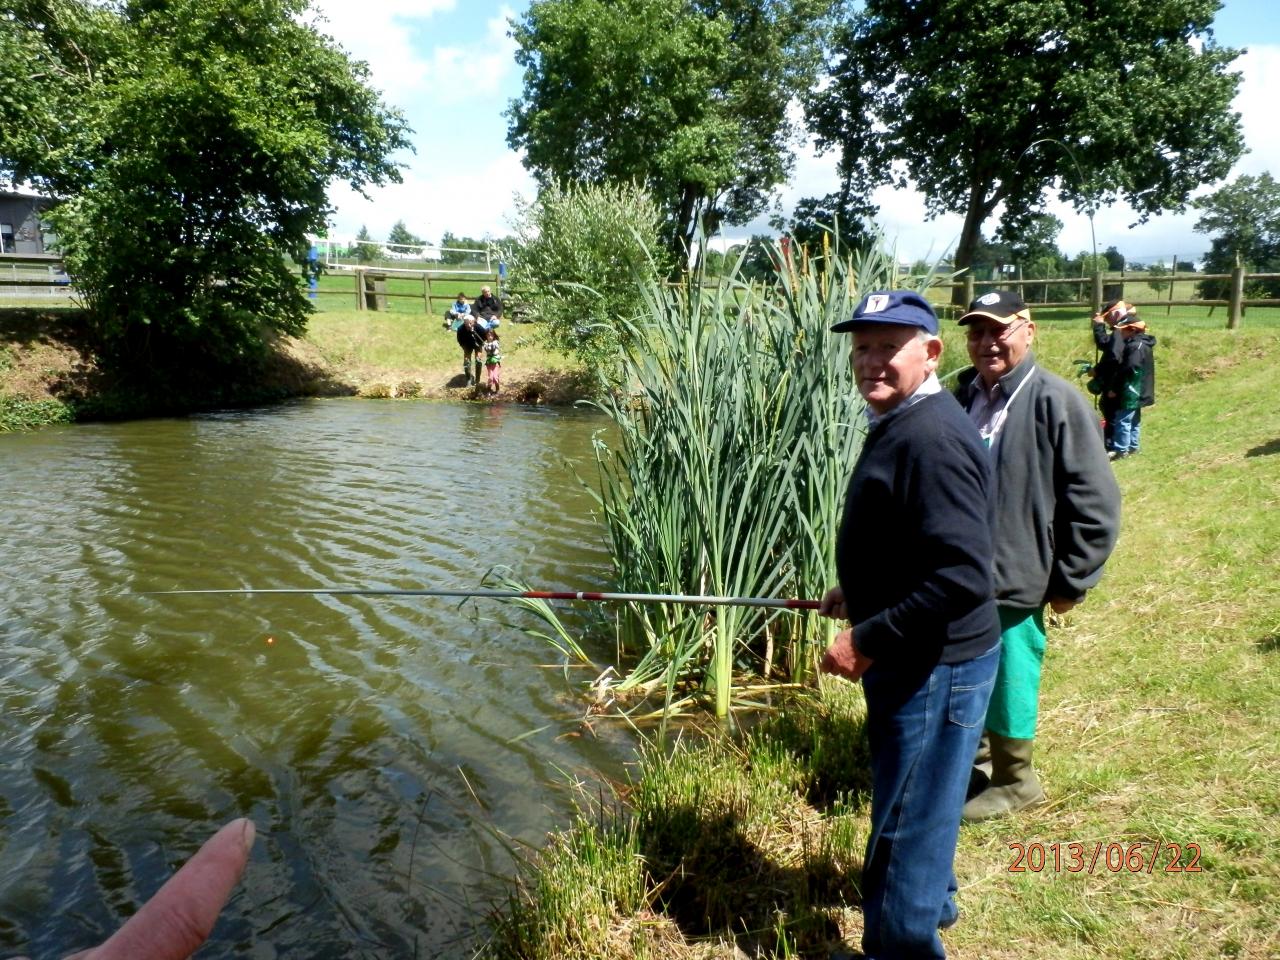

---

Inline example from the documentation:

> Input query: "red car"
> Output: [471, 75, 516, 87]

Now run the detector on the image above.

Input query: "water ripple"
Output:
[0, 400, 629, 958]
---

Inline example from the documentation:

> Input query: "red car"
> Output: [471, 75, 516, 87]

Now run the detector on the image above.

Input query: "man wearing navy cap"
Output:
[955, 290, 1119, 822]
[819, 291, 1000, 958]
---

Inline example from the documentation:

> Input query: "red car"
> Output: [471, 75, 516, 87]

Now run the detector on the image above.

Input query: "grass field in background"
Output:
[307, 264, 500, 317]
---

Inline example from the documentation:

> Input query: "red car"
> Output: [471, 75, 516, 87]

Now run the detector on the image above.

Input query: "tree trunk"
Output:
[674, 182, 702, 267]
[952, 180, 999, 306]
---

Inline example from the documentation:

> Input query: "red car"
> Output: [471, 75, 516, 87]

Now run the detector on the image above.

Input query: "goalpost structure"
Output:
[306, 234, 497, 276]
[303, 233, 507, 314]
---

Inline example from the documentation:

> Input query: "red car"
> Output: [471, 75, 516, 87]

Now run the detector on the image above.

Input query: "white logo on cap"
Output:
[977, 292, 1002, 305]
[865, 294, 890, 313]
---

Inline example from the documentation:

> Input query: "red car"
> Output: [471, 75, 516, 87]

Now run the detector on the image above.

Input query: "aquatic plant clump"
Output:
[552, 236, 913, 717]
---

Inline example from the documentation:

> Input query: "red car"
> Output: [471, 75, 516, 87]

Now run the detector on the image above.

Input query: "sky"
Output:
[313, 0, 1280, 267]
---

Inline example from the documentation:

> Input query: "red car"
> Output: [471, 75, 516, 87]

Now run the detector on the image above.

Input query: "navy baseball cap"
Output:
[831, 290, 939, 335]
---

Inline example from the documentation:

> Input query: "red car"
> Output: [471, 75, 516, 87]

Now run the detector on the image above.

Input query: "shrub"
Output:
[504, 181, 673, 390]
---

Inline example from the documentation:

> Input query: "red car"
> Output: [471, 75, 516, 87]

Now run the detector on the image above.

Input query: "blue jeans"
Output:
[859, 644, 999, 959]
[1111, 407, 1142, 454]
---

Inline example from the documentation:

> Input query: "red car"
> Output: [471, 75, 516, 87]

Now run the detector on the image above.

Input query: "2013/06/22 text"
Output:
[1008, 841, 1203, 874]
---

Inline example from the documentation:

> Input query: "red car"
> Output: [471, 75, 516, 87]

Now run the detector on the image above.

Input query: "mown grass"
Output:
[481, 322, 1280, 959]
[300, 307, 582, 400]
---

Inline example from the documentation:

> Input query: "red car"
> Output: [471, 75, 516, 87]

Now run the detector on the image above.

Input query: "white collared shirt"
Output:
[864, 372, 943, 429]
[967, 365, 1038, 447]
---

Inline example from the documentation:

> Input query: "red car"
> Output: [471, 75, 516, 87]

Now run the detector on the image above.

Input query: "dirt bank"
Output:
[0, 309, 589, 430]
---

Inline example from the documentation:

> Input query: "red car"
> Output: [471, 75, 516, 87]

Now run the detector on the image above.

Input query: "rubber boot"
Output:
[473, 359, 483, 386]
[962, 733, 1045, 822]
[462, 356, 472, 384]
[965, 730, 993, 801]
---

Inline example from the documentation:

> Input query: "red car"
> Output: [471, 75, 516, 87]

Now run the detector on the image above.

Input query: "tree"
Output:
[1103, 246, 1126, 272]
[506, 0, 839, 259]
[805, 0, 1245, 302]
[386, 220, 421, 249]
[351, 224, 375, 263]
[0, 0, 409, 384]
[1195, 172, 1280, 300]
[439, 231, 489, 266]
[968, 234, 1014, 281]
[504, 180, 673, 388]
[1002, 213, 1063, 270]
[775, 193, 876, 261]
[1146, 262, 1171, 295]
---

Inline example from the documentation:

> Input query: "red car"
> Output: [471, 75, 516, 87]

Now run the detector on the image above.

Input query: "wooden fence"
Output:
[0, 253, 75, 303]
[335, 265, 502, 314]
[938, 266, 1278, 328]
[7, 254, 1277, 329]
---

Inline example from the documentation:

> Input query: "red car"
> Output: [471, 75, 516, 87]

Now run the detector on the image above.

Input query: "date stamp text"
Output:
[1008, 841, 1203, 874]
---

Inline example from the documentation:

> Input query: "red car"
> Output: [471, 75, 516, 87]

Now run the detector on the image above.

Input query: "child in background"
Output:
[444, 292, 470, 331]
[1108, 313, 1157, 460]
[483, 328, 502, 395]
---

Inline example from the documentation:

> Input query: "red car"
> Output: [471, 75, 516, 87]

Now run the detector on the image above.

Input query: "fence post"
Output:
[355, 268, 364, 311]
[962, 273, 975, 308]
[1091, 271, 1103, 314]
[1228, 263, 1244, 329]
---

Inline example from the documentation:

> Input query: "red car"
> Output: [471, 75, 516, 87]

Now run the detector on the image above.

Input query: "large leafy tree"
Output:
[0, 0, 409, 380]
[805, 0, 1244, 301]
[506, 0, 838, 259]
[1194, 171, 1280, 299]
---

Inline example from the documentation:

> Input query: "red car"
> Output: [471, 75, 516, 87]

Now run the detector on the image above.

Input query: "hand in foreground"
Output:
[46, 818, 255, 960]
[820, 627, 873, 683]
[817, 585, 847, 621]
[1047, 595, 1079, 614]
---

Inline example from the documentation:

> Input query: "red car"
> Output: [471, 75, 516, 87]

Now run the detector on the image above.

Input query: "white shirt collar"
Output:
[864, 372, 942, 428]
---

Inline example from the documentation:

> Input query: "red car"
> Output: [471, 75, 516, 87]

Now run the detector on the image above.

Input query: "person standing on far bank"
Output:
[955, 290, 1120, 822]
[455, 313, 486, 385]
[819, 290, 1000, 958]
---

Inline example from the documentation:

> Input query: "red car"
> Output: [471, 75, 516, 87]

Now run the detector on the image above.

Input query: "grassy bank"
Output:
[482, 322, 1280, 959]
[0, 304, 585, 431]
[302, 308, 588, 402]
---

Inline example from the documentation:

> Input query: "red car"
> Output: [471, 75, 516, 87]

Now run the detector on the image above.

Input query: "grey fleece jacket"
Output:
[956, 355, 1121, 608]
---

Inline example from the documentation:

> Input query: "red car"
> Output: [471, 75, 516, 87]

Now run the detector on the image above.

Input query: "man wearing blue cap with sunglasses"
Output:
[819, 291, 1000, 959]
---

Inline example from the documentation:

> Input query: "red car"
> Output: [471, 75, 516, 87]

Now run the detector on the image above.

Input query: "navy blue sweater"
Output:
[836, 390, 1000, 666]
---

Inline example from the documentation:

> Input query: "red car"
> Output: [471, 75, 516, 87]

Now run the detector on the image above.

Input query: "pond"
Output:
[0, 398, 635, 958]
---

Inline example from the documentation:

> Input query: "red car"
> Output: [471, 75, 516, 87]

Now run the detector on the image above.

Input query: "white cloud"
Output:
[305, 0, 457, 100]
[728, 43, 1280, 264]
[323, 14, 1276, 264]
[328, 152, 535, 243]
[410, 7, 518, 99]
[1231, 44, 1280, 177]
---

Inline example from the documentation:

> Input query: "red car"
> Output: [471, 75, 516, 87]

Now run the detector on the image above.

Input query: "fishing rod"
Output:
[145, 587, 823, 611]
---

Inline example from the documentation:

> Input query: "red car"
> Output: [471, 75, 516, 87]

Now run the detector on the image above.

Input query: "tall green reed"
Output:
[523, 235, 910, 718]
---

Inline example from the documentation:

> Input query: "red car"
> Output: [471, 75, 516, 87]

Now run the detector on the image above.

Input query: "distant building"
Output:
[0, 192, 54, 254]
